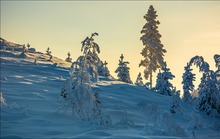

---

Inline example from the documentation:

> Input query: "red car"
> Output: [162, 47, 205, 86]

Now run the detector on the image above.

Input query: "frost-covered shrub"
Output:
[211, 119, 220, 131]
[2, 46, 6, 51]
[143, 104, 161, 127]
[116, 106, 134, 128]
[162, 112, 187, 137]
[188, 112, 205, 129]
[170, 90, 181, 114]
[0, 92, 7, 108]
[29, 48, 36, 52]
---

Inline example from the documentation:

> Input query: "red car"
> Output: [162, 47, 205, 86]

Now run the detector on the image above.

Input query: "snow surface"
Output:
[1, 50, 220, 138]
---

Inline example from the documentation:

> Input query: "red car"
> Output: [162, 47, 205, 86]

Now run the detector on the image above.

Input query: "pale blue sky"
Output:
[1, 1, 220, 91]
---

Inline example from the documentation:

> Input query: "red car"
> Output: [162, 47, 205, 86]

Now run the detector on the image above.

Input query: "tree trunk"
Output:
[150, 72, 152, 89]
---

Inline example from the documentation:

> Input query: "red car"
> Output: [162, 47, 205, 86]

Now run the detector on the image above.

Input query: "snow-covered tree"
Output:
[214, 54, 220, 83]
[115, 54, 132, 84]
[22, 44, 27, 53]
[81, 32, 102, 82]
[60, 35, 109, 126]
[46, 47, 51, 55]
[154, 62, 175, 96]
[0, 92, 7, 107]
[135, 72, 144, 86]
[98, 61, 110, 77]
[139, 5, 166, 88]
[188, 55, 220, 116]
[170, 90, 181, 113]
[197, 71, 220, 116]
[182, 63, 196, 103]
[19, 44, 27, 57]
[65, 52, 72, 62]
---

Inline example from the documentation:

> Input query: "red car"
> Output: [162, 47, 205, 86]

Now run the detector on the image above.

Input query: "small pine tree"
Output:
[154, 62, 175, 96]
[46, 47, 51, 55]
[99, 61, 110, 77]
[115, 54, 132, 84]
[135, 72, 144, 86]
[22, 44, 27, 53]
[65, 52, 72, 62]
[182, 63, 196, 103]
[27, 43, 30, 50]
[139, 5, 166, 88]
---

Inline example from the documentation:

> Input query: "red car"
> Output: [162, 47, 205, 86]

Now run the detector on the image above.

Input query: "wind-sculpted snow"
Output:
[1, 50, 220, 138]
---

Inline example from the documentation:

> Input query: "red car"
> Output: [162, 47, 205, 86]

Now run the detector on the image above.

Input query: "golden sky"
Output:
[1, 1, 220, 91]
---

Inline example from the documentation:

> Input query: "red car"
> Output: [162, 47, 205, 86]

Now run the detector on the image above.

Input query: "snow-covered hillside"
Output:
[1, 48, 220, 138]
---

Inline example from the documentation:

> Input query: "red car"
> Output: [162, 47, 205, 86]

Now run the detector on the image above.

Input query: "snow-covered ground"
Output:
[1, 49, 220, 138]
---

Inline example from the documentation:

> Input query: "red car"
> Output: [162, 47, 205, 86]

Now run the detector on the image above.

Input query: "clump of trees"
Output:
[182, 55, 220, 117]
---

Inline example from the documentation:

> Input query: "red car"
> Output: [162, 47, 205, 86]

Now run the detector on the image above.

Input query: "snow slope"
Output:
[1, 49, 220, 138]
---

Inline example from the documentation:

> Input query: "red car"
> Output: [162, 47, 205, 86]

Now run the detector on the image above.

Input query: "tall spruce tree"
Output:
[115, 54, 132, 84]
[135, 72, 144, 86]
[139, 5, 166, 88]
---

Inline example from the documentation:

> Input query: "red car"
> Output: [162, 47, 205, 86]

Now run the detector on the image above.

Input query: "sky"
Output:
[1, 1, 220, 92]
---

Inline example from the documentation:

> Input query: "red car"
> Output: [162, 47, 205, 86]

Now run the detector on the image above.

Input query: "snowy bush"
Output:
[11, 47, 14, 53]
[116, 106, 134, 128]
[0, 92, 7, 108]
[161, 112, 187, 137]
[188, 112, 205, 130]
[142, 104, 161, 127]
[29, 48, 36, 52]
[170, 90, 181, 114]
[211, 119, 220, 131]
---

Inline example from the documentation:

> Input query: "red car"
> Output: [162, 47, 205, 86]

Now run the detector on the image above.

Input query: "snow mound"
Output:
[1, 48, 220, 138]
